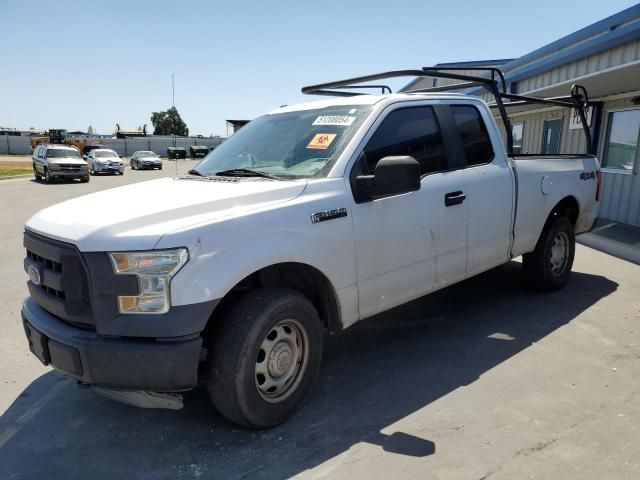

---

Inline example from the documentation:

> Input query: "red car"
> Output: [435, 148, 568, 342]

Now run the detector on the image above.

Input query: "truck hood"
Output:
[26, 177, 307, 251]
[49, 158, 87, 165]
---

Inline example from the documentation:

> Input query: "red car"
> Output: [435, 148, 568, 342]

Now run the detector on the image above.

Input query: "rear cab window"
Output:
[450, 105, 494, 167]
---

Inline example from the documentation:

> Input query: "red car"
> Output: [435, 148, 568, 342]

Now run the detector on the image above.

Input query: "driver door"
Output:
[350, 104, 468, 319]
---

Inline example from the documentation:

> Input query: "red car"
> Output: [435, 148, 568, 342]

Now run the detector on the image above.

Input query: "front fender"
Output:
[166, 227, 356, 308]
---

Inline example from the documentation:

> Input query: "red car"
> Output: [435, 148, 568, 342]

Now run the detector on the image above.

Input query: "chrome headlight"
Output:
[109, 248, 189, 314]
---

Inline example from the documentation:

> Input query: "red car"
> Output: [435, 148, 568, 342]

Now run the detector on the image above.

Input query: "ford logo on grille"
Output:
[27, 264, 41, 285]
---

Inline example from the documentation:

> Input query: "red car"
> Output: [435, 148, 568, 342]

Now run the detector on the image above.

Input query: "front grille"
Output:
[26, 250, 65, 300]
[57, 164, 85, 171]
[24, 231, 93, 329]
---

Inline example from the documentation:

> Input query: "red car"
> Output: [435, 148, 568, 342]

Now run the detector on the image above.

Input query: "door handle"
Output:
[444, 191, 466, 206]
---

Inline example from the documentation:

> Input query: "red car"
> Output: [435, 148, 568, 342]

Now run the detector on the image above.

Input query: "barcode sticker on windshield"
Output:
[312, 116, 356, 126]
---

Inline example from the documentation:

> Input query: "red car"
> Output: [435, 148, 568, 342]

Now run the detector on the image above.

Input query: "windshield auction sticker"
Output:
[307, 133, 337, 150]
[312, 116, 356, 126]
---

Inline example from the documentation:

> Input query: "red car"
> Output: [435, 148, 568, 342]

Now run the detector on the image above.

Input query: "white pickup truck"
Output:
[21, 68, 600, 429]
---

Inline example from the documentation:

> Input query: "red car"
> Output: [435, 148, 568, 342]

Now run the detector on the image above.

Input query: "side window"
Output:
[450, 105, 494, 166]
[37, 146, 44, 159]
[362, 106, 448, 176]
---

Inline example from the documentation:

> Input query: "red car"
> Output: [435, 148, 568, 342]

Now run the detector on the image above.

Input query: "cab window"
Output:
[450, 105, 494, 166]
[362, 106, 448, 176]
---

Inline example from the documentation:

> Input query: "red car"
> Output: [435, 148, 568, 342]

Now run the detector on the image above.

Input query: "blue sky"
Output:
[1, 0, 637, 136]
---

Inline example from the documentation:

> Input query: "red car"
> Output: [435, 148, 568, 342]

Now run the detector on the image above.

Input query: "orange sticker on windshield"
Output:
[307, 133, 336, 150]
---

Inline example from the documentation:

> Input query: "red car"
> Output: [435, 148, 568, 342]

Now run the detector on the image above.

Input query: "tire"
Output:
[523, 216, 575, 291]
[33, 164, 40, 182]
[81, 175, 90, 183]
[44, 168, 51, 184]
[207, 288, 323, 429]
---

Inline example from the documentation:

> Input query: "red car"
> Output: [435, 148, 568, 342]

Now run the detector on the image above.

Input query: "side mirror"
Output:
[354, 156, 421, 203]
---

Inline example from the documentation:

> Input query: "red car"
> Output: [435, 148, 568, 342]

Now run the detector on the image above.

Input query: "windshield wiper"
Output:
[187, 169, 205, 176]
[215, 168, 283, 180]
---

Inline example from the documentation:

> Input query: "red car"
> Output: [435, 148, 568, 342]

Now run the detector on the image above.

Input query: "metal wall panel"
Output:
[0, 136, 224, 156]
[517, 40, 640, 93]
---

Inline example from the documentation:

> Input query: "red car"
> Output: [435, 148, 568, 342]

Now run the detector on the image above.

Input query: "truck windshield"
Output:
[192, 105, 372, 179]
[47, 149, 81, 159]
[95, 151, 118, 158]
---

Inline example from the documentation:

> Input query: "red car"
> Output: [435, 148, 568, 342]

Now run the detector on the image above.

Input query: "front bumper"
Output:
[21, 297, 202, 391]
[49, 169, 88, 178]
[94, 163, 124, 173]
[139, 161, 162, 169]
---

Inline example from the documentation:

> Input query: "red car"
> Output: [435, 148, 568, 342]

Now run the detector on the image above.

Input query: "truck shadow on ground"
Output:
[0, 262, 617, 479]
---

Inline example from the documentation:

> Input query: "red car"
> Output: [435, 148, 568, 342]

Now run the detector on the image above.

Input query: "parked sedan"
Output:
[86, 149, 125, 175]
[131, 151, 162, 170]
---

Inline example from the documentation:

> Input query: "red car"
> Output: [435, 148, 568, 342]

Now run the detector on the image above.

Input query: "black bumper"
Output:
[21, 297, 202, 391]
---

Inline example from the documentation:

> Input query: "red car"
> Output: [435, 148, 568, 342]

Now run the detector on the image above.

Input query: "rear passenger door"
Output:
[447, 103, 514, 275]
[350, 103, 468, 319]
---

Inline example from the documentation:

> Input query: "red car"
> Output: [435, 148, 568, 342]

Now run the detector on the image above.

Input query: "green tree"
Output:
[150, 107, 189, 136]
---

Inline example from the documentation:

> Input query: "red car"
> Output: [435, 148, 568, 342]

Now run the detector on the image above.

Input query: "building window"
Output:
[602, 109, 640, 172]
[512, 123, 524, 154]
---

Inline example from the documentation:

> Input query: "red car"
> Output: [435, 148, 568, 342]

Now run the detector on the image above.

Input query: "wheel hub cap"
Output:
[255, 319, 309, 403]
[268, 343, 292, 377]
[549, 231, 569, 275]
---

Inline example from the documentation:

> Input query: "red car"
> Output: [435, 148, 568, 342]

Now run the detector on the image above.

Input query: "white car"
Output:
[131, 151, 163, 170]
[21, 69, 600, 429]
[85, 148, 124, 175]
[32, 144, 89, 183]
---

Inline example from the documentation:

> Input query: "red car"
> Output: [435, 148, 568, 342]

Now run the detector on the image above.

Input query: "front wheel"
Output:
[44, 168, 51, 184]
[207, 288, 323, 429]
[523, 216, 575, 291]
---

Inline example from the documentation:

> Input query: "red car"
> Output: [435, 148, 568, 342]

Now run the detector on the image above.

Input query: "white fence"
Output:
[0, 135, 224, 156]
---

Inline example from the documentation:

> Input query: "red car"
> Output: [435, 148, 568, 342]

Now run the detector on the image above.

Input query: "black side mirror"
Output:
[354, 155, 421, 203]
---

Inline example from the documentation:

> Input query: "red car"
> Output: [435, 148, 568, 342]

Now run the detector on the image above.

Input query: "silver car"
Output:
[130, 151, 162, 170]
[85, 149, 125, 175]
[32, 144, 90, 184]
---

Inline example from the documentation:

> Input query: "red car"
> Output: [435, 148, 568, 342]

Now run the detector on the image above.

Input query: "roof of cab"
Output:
[269, 92, 475, 115]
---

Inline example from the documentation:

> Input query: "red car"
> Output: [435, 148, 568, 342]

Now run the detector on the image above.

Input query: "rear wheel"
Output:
[207, 288, 323, 429]
[33, 164, 40, 182]
[523, 216, 575, 291]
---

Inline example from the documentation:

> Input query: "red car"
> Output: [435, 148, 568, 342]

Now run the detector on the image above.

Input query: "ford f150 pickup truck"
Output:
[21, 68, 600, 428]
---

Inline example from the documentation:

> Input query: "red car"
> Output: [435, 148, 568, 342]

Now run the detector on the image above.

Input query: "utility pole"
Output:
[172, 74, 175, 108]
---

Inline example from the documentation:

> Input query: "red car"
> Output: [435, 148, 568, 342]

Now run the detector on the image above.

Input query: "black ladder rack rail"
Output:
[301, 67, 593, 156]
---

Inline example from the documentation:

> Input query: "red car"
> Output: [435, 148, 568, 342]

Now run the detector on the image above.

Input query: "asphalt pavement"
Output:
[0, 167, 639, 479]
